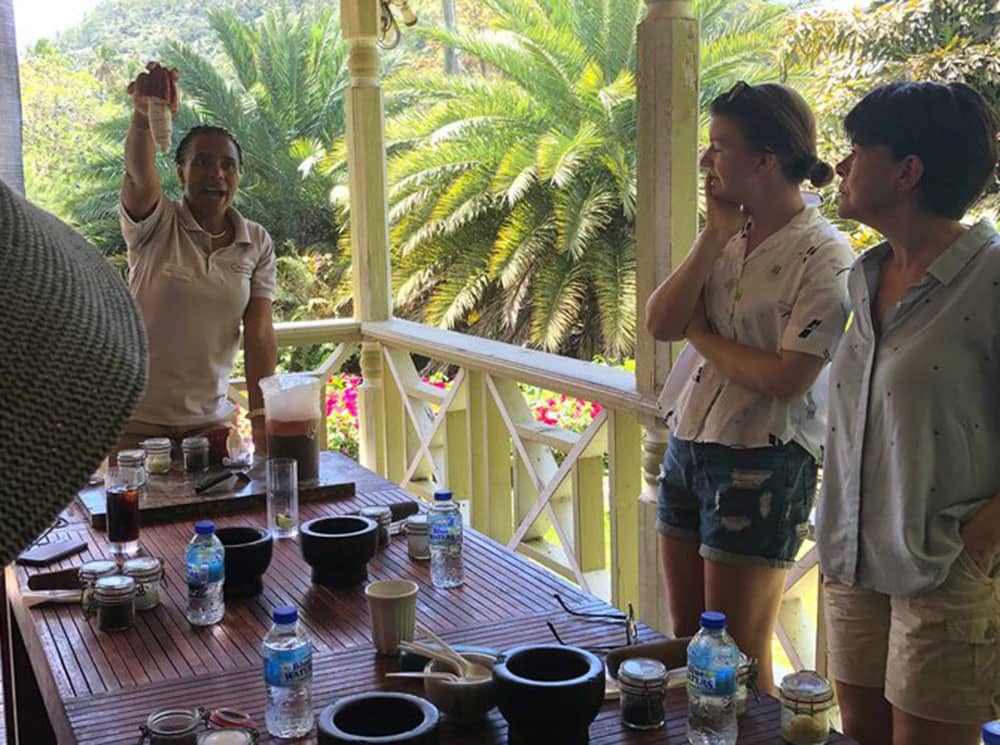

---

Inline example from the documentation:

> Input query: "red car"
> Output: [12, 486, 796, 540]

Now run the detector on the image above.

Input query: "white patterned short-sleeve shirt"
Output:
[667, 206, 854, 459]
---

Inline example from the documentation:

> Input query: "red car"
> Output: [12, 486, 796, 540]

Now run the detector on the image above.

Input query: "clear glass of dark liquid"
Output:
[105, 468, 141, 559]
[266, 418, 320, 485]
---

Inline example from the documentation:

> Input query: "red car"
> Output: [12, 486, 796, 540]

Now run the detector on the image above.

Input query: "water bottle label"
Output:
[265, 646, 313, 688]
[187, 560, 224, 584]
[429, 520, 460, 543]
[688, 665, 736, 696]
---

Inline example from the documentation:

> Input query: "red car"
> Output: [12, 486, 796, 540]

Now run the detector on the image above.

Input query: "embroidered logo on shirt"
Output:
[230, 262, 253, 278]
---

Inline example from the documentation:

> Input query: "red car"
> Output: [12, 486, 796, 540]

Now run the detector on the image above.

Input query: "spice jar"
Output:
[404, 513, 430, 560]
[78, 559, 118, 610]
[735, 652, 758, 717]
[198, 730, 256, 745]
[618, 657, 667, 730]
[139, 706, 207, 745]
[779, 670, 834, 745]
[123, 556, 165, 611]
[92, 575, 136, 633]
[141, 437, 173, 475]
[182, 436, 210, 473]
[360, 506, 392, 550]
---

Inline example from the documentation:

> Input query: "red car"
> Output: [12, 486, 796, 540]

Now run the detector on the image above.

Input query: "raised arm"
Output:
[121, 66, 175, 221]
[644, 173, 745, 341]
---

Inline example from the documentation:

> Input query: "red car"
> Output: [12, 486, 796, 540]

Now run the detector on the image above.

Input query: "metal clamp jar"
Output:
[182, 436, 210, 473]
[123, 556, 166, 611]
[90, 575, 137, 633]
[618, 657, 667, 730]
[141, 438, 173, 475]
[79, 559, 118, 610]
[404, 514, 430, 560]
[735, 652, 758, 717]
[138, 707, 208, 745]
[779, 670, 834, 745]
[360, 506, 392, 550]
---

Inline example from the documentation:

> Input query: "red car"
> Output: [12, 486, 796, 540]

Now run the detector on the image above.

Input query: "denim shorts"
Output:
[656, 435, 817, 569]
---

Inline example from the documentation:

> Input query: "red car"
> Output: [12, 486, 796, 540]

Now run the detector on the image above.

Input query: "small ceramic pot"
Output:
[215, 526, 273, 598]
[317, 692, 439, 744]
[423, 652, 497, 724]
[493, 644, 605, 745]
[300, 516, 378, 588]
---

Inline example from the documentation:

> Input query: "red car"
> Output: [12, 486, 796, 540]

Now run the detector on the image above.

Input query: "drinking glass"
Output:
[266, 457, 299, 539]
[105, 467, 141, 559]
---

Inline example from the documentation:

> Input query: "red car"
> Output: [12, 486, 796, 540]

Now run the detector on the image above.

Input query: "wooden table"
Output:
[3, 453, 855, 744]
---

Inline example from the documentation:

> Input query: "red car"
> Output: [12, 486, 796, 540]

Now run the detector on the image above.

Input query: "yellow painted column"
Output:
[342, 0, 392, 475]
[634, 0, 699, 632]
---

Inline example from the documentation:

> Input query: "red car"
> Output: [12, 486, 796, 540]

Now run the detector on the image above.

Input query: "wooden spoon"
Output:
[386, 671, 462, 683]
[415, 625, 492, 680]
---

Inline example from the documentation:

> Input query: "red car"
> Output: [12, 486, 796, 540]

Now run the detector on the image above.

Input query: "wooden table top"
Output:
[6, 452, 855, 744]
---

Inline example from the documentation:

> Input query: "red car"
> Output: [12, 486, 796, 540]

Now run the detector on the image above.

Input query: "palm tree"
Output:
[0, 0, 24, 194]
[330, 0, 789, 360]
[65, 6, 358, 260]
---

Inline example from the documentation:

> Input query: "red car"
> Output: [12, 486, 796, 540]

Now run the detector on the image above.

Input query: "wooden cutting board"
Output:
[77, 451, 357, 529]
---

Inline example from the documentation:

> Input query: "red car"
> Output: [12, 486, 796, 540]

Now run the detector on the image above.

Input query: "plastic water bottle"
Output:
[263, 605, 314, 738]
[687, 611, 739, 745]
[185, 520, 225, 626]
[983, 719, 1000, 745]
[428, 489, 464, 588]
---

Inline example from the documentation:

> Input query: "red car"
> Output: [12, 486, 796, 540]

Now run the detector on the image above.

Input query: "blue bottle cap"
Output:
[983, 720, 1000, 745]
[273, 605, 297, 625]
[195, 520, 216, 536]
[433, 489, 453, 501]
[700, 611, 726, 630]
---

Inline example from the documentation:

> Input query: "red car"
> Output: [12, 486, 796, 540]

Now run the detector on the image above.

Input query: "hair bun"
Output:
[808, 158, 835, 187]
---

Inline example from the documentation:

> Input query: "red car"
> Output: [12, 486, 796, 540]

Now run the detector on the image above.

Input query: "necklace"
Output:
[209, 226, 229, 239]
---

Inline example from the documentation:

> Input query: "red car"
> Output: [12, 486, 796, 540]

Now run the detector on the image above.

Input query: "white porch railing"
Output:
[231, 317, 826, 676]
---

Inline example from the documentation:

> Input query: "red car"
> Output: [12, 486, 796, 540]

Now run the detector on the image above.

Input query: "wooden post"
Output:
[342, 0, 392, 475]
[634, 0, 699, 633]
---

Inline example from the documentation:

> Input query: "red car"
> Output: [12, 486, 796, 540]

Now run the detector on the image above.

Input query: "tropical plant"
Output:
[325, 0, 789, 360]
[782, 0, 1000, 235]
[64, 5, 357, 266]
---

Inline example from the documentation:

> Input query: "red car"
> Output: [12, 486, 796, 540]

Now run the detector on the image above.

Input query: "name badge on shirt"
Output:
[162, 262, 194, 281]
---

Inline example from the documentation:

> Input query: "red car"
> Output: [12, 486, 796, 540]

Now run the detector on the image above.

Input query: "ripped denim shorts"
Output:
[656, 434, 817, 569]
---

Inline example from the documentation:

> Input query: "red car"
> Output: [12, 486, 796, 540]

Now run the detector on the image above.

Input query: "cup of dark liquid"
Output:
[105, 467, 141, 559]
[260, 373, 322, 485]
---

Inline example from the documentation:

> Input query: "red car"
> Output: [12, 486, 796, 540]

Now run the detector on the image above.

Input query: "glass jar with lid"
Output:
[360, 506, 392, 550]
[182, 436, 210, 473]
[90, 575, 137, 633]
[123, 556, 166, 611]
[618, 657, 667, 730]
[404, 513, 430, 560]
[779, 670, 834, 745]
[78, 559, 118, 610]
[139, 706, 208, 745]
[141, 437, 173, 475]
[735, 651, 758, 717]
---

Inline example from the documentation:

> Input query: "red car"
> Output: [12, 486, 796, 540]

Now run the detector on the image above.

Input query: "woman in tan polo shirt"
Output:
[116, 64, 277, 456]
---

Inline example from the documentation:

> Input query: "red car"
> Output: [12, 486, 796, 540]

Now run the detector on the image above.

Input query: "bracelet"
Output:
[245, 408, 266, 420]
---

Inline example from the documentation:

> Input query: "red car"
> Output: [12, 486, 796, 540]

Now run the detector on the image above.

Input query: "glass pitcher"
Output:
[259, 374, 322, 485]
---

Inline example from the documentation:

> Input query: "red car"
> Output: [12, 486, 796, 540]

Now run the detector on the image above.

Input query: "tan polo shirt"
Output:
[120, 195, 276, 427]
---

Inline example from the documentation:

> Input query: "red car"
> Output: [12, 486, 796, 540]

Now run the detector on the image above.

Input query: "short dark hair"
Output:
[709, 82, 834, 187]
[174, 125, 244, 169]
[844, 81, 998, 220]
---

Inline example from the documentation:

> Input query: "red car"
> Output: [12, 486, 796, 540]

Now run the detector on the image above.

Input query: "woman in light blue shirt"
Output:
[820, 81, 1000, 745]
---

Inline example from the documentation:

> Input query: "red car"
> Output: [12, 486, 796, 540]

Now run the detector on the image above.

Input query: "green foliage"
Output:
[62, 4, 354, 301]
[783, 0, 1000, 236]
[324, 0, 789, 360]
[19, 44, 121, 213]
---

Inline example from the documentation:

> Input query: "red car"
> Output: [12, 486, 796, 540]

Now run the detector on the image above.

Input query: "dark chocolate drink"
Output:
[267, 418, 320, 484]
[106, 486, 140, 542]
